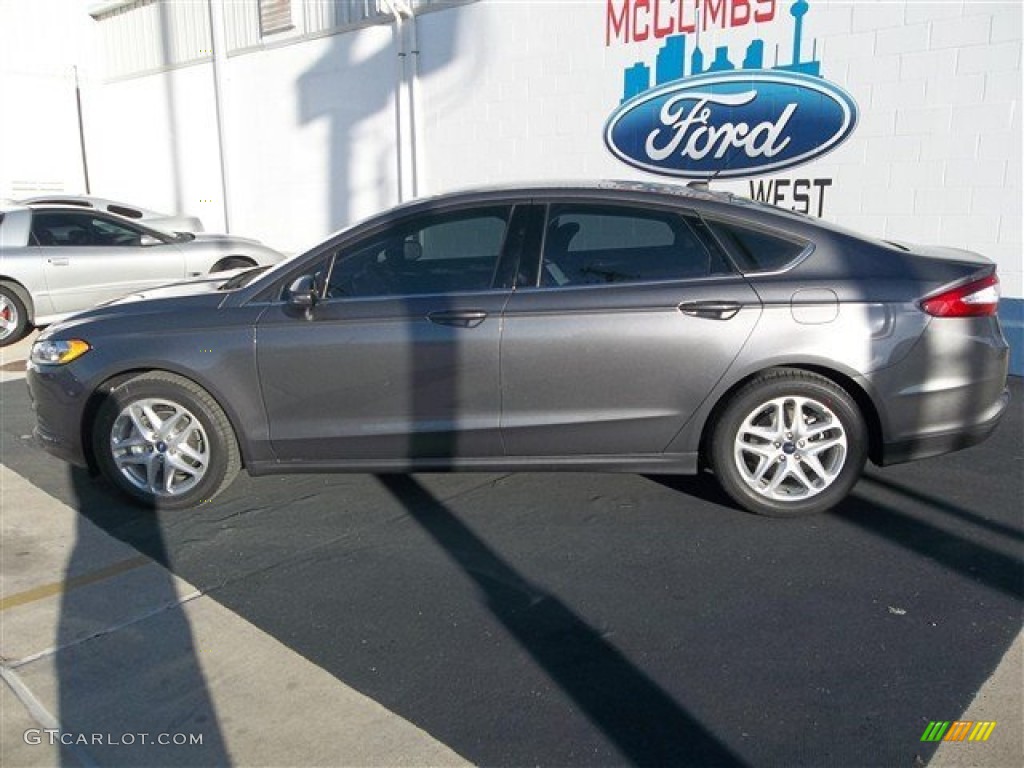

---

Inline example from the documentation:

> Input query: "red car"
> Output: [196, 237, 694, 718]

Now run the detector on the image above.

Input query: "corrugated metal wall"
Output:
[94, 0, 212, 78]
[93, 0, 474, 79]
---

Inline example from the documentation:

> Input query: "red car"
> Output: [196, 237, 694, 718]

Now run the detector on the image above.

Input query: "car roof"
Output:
[361, 179, 831, 239]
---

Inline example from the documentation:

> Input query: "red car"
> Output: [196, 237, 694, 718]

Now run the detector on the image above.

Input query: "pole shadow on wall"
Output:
[298, 4, 464, 232]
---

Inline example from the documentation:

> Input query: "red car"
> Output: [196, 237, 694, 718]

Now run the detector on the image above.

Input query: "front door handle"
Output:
[678, 301, 742, 320]
[47, 257, 70, 267]
[427, 310, 488, 328]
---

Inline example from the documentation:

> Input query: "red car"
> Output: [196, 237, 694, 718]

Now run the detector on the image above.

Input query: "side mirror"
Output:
[287, 275, 318, 312]
[139, 234, 162, 247]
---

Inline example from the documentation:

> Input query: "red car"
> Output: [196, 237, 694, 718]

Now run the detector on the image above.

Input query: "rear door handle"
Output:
[678, 301, 742, 320]
[47, 257, 70, 267]
[427, 310, 488, 328]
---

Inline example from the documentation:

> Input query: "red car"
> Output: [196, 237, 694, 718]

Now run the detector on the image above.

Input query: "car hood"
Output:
[95, 268, 250, 306]
[189, 232, 262, 246]
[40, 290, 229, 341]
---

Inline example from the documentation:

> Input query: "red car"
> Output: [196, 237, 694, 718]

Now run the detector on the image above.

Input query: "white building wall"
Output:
[85, 63, 223, 229]
[218, 24, 399, 251]
[82, 8, 399, 251]
[0, 0, 93, 198]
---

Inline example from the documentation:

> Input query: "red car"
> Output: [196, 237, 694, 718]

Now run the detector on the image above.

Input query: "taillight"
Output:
[920, 273, 1000, 317]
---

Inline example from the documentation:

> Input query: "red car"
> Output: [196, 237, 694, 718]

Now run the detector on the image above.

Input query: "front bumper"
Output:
[26, 362, 92, 468]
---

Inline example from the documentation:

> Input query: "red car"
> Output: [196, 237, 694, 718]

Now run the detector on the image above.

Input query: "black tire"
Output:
[211, 256, 256, 273]
[0, 285, 30, 347]
[710, 369, 867, 517]
[92, 372, 240, 509]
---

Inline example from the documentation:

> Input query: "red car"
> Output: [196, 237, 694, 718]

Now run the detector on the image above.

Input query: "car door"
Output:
[255, 204, 526, 463]
[33, 210, 185, 313]
[500, 200, 762, 457]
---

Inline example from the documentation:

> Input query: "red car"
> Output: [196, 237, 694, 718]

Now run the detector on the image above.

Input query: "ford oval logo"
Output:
[604, 71, 858, 180]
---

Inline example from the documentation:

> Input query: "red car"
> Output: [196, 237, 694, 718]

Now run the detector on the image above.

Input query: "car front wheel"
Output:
[93, 372, 240, 509]
[710, 369, 867, 517]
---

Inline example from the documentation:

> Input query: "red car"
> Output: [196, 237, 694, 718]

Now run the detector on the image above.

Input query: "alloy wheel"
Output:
[732, 395, 848, 501]
[109, 398, 210, 497]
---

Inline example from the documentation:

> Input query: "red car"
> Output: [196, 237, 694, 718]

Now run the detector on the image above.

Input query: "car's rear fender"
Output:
[691, 363, 886, 469]
[666, 298, 932, 463]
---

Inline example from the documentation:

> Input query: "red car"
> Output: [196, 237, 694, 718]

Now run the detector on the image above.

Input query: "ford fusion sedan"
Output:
[26, 182, 1010, 517]
[0, 204, 284, 345]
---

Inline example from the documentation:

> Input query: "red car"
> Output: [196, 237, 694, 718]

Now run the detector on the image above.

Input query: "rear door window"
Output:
[538, 204, 731, 287]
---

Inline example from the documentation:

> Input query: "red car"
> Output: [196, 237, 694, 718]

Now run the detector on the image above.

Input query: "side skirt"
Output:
[246, 452, 699, 477]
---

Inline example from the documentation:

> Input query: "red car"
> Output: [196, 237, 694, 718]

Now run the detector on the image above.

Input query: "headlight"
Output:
[30, 339, 92, 366]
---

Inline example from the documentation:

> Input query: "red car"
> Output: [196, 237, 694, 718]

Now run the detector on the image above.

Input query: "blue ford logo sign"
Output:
[604, 71, 858, 180]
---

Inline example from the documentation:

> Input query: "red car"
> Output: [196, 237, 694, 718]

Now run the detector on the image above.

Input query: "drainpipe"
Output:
[207, 0, 232, 231]
[73, 66, 91, 194]
[381, 0, 418, 202]
[406, 5, 421, 198]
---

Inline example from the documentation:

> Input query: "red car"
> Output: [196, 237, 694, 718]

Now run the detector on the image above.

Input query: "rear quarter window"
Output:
[709, 220, 809, 274]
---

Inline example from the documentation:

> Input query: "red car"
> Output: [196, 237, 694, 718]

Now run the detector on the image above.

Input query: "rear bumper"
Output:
[879, 386, 1010, 465]
[868, 314, 1010, 466]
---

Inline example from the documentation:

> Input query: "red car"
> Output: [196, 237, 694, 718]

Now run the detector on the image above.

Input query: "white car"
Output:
[0, 203, 284, 345]
[17, 195, 204, 233]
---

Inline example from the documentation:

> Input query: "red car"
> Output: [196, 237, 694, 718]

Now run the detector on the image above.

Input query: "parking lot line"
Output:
[0, 555, 149, 612]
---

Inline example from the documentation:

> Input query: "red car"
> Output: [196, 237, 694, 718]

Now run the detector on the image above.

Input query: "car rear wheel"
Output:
[710, 369, 867, 517]
[93, 372, 240, 509]
[0, 286, 30, 347]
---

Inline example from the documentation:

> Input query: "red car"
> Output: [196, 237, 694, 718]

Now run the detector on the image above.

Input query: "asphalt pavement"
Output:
[1, 332, 1021, 767]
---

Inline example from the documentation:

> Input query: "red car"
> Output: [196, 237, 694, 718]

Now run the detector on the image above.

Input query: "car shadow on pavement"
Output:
[53, 467, 229, 766]
[377, 473, 747, 768]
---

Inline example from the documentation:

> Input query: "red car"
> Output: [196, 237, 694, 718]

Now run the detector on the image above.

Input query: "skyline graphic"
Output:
[622, 0, 822, 103]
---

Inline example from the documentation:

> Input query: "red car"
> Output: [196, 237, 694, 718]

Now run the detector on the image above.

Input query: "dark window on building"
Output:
[326, 206, 512, 298]
[708, 221, 809, 273]
[539, 204, 730, 287]
[259, 0, 293, 36]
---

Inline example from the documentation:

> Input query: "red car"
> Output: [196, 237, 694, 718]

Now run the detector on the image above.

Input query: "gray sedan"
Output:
[26, 182, 1010, 516]
[0, 204, 284, 345]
